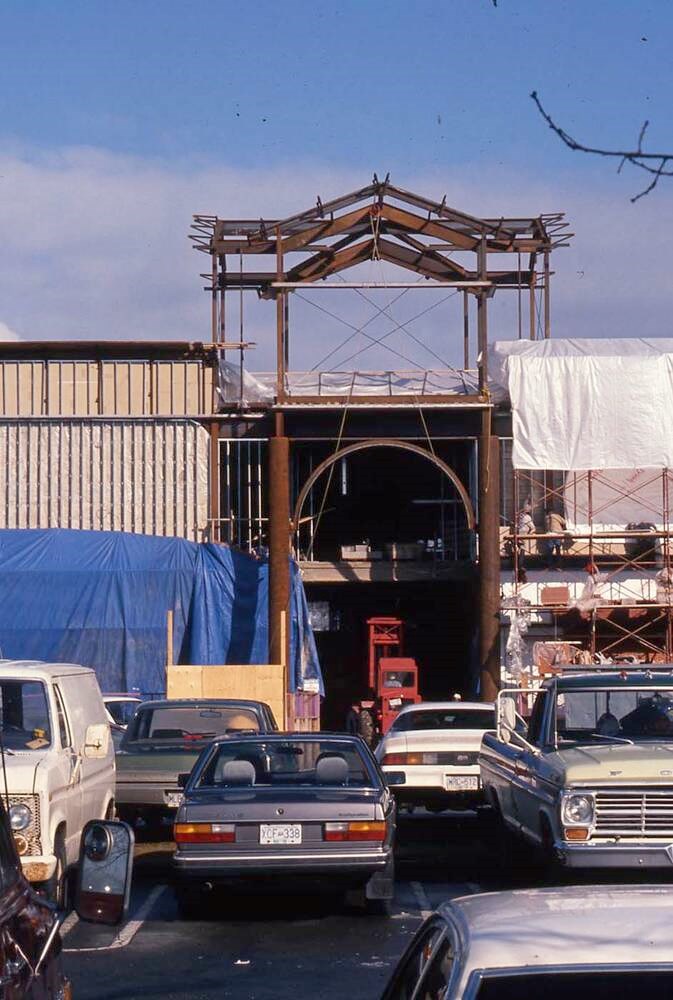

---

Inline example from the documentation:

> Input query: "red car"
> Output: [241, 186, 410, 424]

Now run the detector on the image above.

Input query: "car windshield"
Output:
[390, 708, 495, 732]
[106, 700, 140, 726]
[556, 689, 673, 743]
[126, 706, 260, 743]
[0, 680, 51, 751]
[195, 739, 374, 788]
[383, 671, 415, 688]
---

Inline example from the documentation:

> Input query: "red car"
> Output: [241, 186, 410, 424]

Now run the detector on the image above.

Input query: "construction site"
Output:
[2, 177, 671, 727]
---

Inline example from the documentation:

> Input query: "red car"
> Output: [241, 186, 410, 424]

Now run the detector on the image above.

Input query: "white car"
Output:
[382, 885, 673, 998]
[375, 701, 495, 811]
[103, 693, 142, 729]
[0, 661, 115, 903]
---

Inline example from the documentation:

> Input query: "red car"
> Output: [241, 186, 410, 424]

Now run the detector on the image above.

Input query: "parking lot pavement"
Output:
[63, 810, 660, 999]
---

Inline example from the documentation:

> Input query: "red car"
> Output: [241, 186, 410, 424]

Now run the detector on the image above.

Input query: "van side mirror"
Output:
[75, 820, 134, 925]
[83, 723, 110, 758]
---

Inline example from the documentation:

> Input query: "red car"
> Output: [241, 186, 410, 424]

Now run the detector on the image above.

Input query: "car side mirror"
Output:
[177, 772, 190, 789]
[385, 771, 406, 786]
[75, 820, 134, 926]
[499, 697, 518, 743]
[83, 723, 110, 758]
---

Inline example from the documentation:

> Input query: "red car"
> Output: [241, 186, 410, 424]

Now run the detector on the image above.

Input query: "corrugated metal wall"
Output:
[0, 419, 210, 540]
[0, 360, 214, 417]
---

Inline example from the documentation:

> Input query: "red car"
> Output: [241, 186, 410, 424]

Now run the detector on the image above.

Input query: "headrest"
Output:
[219, 759, 256, 786]
[315, 754, 348, 786]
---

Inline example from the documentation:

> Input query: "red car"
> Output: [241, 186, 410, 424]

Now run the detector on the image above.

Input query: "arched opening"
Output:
[293, 439, 475, 545]
[292, 440, 478, 728]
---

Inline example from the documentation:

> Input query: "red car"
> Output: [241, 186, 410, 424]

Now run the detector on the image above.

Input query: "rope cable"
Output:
[305, 378, 354, 560]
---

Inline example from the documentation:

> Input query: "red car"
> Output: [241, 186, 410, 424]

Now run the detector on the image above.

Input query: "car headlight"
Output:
[9, 803, 32, 832]
[561, 793, 594, 826]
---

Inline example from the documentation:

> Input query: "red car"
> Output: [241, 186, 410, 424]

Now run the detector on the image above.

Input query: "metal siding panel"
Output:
[0, 419, 209, 540]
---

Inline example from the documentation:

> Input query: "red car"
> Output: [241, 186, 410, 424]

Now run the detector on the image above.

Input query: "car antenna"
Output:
[0, 719, 10, 810]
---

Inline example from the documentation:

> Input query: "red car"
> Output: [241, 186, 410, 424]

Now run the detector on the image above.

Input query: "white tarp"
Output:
[489, 339, 673, 471]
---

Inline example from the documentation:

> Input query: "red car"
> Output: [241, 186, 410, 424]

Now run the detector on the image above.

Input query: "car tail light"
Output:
[174, 823, 235, 844]
[324, 821, 386, 842]
[381, 752, 436, 765]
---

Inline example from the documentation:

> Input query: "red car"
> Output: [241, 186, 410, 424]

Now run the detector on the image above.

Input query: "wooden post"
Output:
[269, 414, 291, 673]
[166, 609, 174, 668]
[478, 426, 501, 701]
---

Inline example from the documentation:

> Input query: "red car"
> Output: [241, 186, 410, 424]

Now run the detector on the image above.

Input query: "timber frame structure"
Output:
[191, 176, 571, 701]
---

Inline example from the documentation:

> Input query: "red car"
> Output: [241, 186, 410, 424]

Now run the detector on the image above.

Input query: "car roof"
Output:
[396, 701, 494, 715]
[208, 731, 364, 746]
[0, 659, 94, 677]
[442, 886, 673, 969]
[548, 671, 673, 691]
[136, 699, 270, 711]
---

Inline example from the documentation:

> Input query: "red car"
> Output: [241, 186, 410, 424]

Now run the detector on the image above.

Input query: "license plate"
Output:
[444, 775, 479, 791]
[165, 791, 183, 808]
[259, 823, 302, 845]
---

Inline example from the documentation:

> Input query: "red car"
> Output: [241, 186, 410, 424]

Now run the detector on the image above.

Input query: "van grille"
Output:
[8, 793, 41, 856]
[594, 788, 673, 838]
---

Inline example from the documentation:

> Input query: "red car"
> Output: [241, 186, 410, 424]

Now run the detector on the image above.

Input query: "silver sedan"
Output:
[172, 732, 396, 916]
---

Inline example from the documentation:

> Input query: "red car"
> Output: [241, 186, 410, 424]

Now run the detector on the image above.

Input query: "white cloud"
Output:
[0, 146, 671, 371]
[0, 322, 20, 342]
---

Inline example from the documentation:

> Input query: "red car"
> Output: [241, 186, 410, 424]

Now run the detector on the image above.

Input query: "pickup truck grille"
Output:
[594, 788, 673, 837]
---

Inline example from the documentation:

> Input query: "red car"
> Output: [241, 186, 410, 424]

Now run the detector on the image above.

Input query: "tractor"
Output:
[351, 616, 421, 745]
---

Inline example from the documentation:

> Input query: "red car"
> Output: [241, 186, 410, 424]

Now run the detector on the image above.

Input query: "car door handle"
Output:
[514, 764, 528, 777]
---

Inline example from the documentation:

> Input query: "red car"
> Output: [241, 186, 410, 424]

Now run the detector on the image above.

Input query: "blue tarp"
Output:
[0, 529, 323, 697]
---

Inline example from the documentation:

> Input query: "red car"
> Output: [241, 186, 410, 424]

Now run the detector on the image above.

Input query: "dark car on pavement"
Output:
[115, 699, 278, 836]
[172, 732, 396, 916]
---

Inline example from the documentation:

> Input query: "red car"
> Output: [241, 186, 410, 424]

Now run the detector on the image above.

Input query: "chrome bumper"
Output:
[173, 847, 390, 879]
[557, 840, 673, 869]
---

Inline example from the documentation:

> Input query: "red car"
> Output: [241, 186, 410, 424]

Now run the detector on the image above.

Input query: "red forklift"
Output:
[351, 617, 421, 745]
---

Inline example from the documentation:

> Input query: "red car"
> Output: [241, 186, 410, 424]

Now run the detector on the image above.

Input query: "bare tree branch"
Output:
[531, 90, 673, 201]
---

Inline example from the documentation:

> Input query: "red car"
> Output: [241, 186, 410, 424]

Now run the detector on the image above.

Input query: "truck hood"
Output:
[116, 746, 201, 783]
[549, 743, 673, 784]
[1, 751, 48, 794]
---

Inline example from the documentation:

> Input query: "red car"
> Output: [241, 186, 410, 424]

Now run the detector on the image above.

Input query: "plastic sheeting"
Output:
[0, 529, 322, 697]
[489, 339, 673, 470]
[218, 361, 479, 405]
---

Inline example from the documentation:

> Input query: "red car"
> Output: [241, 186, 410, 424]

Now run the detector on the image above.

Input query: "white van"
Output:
[0, 661, 115, 901]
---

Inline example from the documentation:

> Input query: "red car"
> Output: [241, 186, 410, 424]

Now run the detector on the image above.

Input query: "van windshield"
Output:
[0, 680, 51, 751]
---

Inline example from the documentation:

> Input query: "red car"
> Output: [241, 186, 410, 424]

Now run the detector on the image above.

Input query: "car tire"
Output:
[45, 829, 68, 909]
[357, 709, 376, 747]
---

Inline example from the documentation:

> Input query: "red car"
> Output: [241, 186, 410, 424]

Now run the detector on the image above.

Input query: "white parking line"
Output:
[64, 885, 167, 954]
[410, 880, 432, 919]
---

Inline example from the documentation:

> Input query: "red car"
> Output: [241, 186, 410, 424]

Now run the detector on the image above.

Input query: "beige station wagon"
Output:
[480, 670, 673, 868]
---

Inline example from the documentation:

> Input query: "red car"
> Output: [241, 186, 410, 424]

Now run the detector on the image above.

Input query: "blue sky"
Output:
[0, 1, 672, 365]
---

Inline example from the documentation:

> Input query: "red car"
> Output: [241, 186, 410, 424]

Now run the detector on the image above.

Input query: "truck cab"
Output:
[481, 669, 673, 868]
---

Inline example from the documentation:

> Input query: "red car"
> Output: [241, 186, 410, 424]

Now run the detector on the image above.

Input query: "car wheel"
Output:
[45, 829, 68, 909]
[357, 709, 376, 747]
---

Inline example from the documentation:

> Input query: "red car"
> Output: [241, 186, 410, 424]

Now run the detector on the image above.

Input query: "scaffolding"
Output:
[508, 467, 673, 663]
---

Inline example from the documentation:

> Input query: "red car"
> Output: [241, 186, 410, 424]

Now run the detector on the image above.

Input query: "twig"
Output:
[531, 90, 673, 201]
